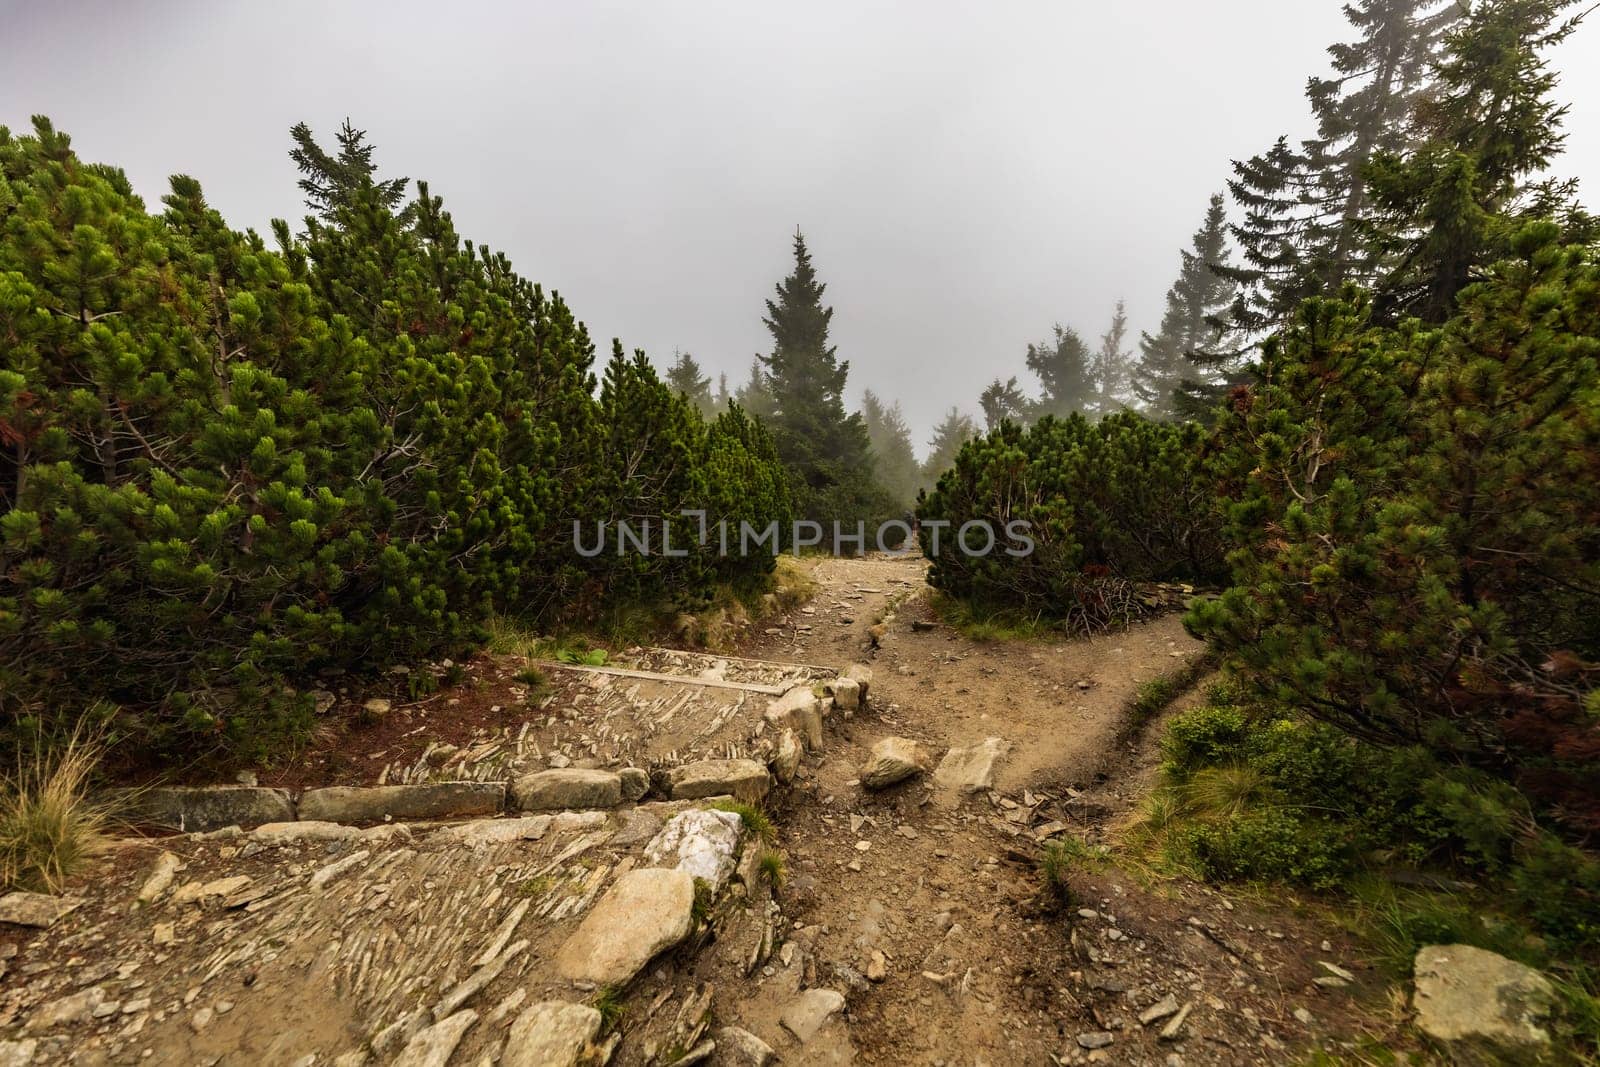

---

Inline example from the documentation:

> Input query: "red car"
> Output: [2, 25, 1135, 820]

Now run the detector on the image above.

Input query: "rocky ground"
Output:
[0, 554, 1514, 1066]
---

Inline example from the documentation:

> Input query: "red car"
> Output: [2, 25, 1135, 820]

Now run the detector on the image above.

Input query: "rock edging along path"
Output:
[114, 663, 876, 834]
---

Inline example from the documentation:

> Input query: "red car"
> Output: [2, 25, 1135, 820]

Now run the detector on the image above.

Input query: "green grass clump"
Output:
[758, 850, 786, 890]
[591, 985, 626, 1033]
[709, 799, 777, 845]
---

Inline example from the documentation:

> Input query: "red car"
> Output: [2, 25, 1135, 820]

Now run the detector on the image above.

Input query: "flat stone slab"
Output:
[502, 1001, 602, 1067]
[1414, 944, 1554, 1048]
[860, 736, 928, 790]
[127, 785, 294, 831]
[716, 1026, 776, 1065]
[431, 815, 553, 847]
[643, 808, 744, 890]
[298, 782, 505, 824]
[666, 759, 770, 804]
[781, 987, 846, 1042]
[555, 867, 694, 986]
[0, 891, 83, 928]
[511, 769, 623, 811]
[932, 737, 1010, 795]
[392, 1007, 476, 1067]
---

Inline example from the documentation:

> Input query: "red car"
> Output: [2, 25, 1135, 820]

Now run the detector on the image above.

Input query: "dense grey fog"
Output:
[4, 0, 1597, 446]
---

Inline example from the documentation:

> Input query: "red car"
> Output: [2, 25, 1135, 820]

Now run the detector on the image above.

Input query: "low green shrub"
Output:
[1161, 704, 1251, 777]
[1177, 808, 1348, 890]
[918, 412, 1225, 624]
[1154, 699, 1600, 957]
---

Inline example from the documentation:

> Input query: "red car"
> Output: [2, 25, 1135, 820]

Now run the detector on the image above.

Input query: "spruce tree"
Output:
[861, 390, 922, 507]
[979, 376, 1030, 430]
[736, 356, 775, 420]
[1367, 0, 1592, 322]
[1221, 0, 1458, 333]
[665, 349, 716, 419]
[758, 230, 882, 522]
[1135, 194, 1236, 419]
[714, 372, 732, 412]
[921, 408, 978, 486]
[1025, 324, 1094, 419]
[1091, 300, 1133, 416]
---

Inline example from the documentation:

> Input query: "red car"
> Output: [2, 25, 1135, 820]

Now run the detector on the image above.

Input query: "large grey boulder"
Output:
[502, 1001, 602, 1067]
[555, 868, 695, 986]
[511, 769, 623, 811]
[764, 686, 824, 750]
[128, 785, 294, 831]
[1413, 944, 1554, 1050]
[932, 737, 1010, 794]
[860, 737, 929, 790]
[666, 759, 771, 805]
[298, 782, 504, 824]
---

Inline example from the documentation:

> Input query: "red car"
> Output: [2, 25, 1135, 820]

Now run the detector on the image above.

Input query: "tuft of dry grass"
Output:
[0, 725, 112, 894]
[1181, 762, 1274, 820]
[771, 556, 817, 611]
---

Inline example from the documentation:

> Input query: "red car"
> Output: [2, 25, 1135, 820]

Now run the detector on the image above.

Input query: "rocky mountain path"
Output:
[680, 554, 1387, 1066]
[0, 553, 1402, 1067]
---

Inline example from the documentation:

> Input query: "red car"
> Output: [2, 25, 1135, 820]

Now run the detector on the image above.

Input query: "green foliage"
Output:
[554, 648, 608, 668]
[920, 408, 978, 487]
[920, 411, 1225, 625]
[1367, 0, 1593, 322]
[590, 985, 626, 1034]
[1176, 807, 1348, 890]
[1025, 324, 1095, 419]
[0, 118, 790, 760]
[1153, 699, 1600, 956]
[1188, 227, 1600, 825]
[664, 349, 716, 420]
[1221, 1, 1457, 335]
[709, 799, 776, 845]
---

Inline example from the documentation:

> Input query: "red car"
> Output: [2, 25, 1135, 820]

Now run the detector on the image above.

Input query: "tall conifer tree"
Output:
[1092, 300, 1133, 416]
[665, 349, 715, 419]
[1136, 195, 1237, 419]
[1222, 0, 1459, 333]
[861, 390, 922, 506]
[1367, 0, 1593, 322]
[979, 376, 1030, 430]
[1025, 325, 1094, 418]
[921, 408, 979, 486]
[758, 230, 881, 521]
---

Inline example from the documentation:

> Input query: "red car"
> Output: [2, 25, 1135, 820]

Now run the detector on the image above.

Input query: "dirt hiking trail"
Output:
[0, 554, 1392, 1067]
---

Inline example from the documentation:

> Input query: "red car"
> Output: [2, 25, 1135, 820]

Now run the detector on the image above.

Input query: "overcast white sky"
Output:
[4, 1, 1597, 447]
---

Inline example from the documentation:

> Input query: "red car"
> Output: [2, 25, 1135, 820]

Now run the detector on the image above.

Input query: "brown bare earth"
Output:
[0, 554, 1414, 1066]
